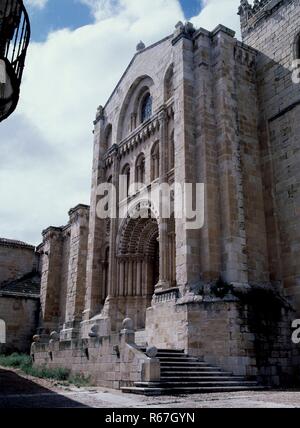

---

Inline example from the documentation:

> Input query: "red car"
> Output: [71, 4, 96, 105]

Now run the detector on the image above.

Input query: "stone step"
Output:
[160, 367, 224, 376]
[129, 347, 262, 396]
[121, 385, 265, 396]
[158, 357, 202, 362]
[160, 376, 248, 381]
[135, 381, 259, 388]
[160, 362, 217, 368]
[161, 371, 231, 376]
[140, 348, 185, 354]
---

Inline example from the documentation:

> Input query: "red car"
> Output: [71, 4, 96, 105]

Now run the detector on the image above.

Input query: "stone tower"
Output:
[238, 0, 300, 313]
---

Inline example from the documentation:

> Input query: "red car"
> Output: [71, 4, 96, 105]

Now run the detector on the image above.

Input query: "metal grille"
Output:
[0, 0, 30, 121]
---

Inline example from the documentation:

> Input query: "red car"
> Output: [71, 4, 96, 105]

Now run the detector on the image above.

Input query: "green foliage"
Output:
[0, 353, 31, 370]
[68, 373, 91, 388]
[0, 353, 89, 386]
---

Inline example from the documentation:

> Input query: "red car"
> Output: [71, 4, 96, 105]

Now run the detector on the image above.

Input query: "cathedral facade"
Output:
[32, 0, 300, 392]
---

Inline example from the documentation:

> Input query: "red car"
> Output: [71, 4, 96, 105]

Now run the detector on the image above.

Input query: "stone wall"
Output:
[241, 0, 300, 312]
[0, 293, 40, 353]
[146, 290, 299, 386]
[0, 239, 38, 285]
[39, 205, 89, 335]
[32, 325, 160, 389]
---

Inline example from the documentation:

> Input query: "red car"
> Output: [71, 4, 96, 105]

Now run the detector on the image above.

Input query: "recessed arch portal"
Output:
[116, 205, 159, 329]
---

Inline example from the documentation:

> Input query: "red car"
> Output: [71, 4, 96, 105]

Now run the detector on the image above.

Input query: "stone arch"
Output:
[164, 63, 174, 101]
[117, 199, 159, 257]
[0, 319, 6, 344]
[117, 75, 154, 141]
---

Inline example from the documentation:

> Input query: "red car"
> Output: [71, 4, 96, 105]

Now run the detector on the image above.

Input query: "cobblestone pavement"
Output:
[1, 367, 300, 408]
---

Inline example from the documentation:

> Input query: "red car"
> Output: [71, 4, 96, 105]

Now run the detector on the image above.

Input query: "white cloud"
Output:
[0, 0, 242, 245]
[25, 0, 48, 9]
[191, 0, 241, 38]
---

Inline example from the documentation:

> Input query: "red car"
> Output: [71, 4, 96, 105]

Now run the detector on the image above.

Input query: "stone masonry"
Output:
[0, 238, 41, 353]
[32, 0, 300, 389]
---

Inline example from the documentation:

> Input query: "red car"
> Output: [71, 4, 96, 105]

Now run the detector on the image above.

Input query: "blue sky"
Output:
[27, 0, 202, 42]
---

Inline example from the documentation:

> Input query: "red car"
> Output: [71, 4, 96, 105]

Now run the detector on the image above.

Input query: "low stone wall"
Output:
[31, 322, 160, 389]
[0, 240, 38, 285]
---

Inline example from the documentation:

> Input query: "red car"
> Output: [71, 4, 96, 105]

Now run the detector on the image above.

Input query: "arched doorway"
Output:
[0, 319, 6, 344]
[117, 211, 159, 329]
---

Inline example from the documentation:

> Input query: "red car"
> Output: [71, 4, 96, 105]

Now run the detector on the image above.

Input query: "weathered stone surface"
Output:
[32, 0, 300, 389]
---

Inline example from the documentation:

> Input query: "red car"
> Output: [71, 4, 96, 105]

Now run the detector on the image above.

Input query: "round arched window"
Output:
[141, 93, 152, 123]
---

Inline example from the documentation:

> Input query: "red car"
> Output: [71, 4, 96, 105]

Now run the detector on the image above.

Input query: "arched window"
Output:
[151, 142, 159, 181]
[104, 124, 112, 151]
[135, 153, 145, 186]
[165, 64, 174, 101]
[141, 93, 152, 123]
[0, 320, 6, 344]
[169, 130, 175, 170]
[122, 164, 131, 198]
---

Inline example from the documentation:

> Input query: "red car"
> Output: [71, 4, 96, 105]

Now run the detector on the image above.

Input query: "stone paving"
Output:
[1, 367, 300, 408]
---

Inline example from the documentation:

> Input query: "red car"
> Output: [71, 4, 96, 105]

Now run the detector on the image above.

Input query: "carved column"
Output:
[127, 259, 133, 296]
[136, 258, 142, 296]
[119, 259, 125, 296]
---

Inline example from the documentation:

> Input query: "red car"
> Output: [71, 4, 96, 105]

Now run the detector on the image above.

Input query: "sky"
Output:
[0, 0, 242, 245]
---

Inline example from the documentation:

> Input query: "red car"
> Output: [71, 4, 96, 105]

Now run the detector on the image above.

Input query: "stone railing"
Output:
[154, 287, 179, 303]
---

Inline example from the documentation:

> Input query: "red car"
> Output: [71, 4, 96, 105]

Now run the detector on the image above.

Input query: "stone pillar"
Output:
[127, 259, 133, 296]
[61, 205, 89, 340]
[136, 259, 142, 296]
[40, 227, 63, 333]
[193, 27, 222, 283]
[169, 231, 176, 285]
[119, 259, 125, 296]
[142, 259, 147, 296]
[83, 107, 108, 320]
[156, 110, 170, 291]
[107, 147, 120, 298]
[172, 23, 200, 290]
[212, 27, 250, 285]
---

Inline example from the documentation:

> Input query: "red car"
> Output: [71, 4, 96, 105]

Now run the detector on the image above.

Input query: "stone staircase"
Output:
[121, 348, 264, 396]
